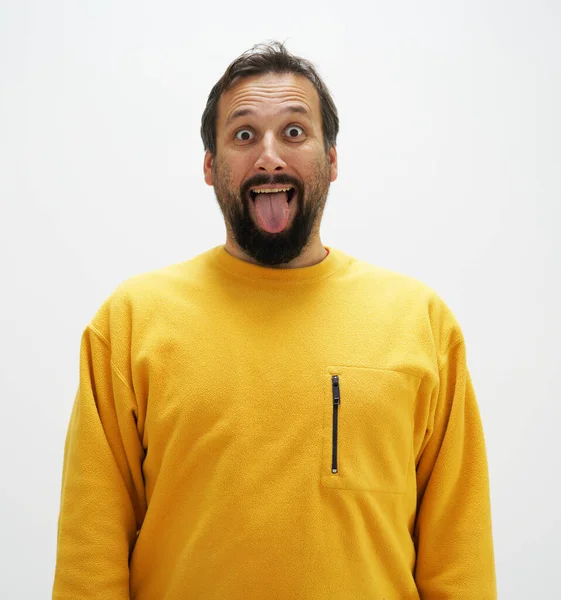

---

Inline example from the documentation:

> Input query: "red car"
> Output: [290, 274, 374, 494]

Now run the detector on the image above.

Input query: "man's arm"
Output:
[52, 324, 146, 599]
[414, 337, 497, 599]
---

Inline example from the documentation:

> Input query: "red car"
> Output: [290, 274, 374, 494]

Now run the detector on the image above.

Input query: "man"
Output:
[53, 42, 497, 599]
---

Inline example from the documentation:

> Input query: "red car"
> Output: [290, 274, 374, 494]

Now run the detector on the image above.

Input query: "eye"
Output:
[284, 124, 304, 140]
[234, 128, 254, 142]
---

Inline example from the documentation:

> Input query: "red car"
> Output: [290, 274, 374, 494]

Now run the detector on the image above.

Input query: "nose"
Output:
[254, 132, 287, 172]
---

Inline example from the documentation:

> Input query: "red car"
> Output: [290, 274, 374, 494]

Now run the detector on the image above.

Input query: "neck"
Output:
[223, 236, 328, 269]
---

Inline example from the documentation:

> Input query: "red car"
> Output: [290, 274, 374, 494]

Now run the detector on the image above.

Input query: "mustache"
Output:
[241, 174, 303, 198]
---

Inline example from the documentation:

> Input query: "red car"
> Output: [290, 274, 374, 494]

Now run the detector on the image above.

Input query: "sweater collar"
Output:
[211, 244, 350, 283]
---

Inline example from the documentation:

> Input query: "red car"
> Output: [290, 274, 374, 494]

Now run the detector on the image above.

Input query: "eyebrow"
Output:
[226, 105, 312, 125]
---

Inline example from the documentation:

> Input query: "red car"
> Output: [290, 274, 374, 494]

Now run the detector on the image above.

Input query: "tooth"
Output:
[253, 187, 291, 194]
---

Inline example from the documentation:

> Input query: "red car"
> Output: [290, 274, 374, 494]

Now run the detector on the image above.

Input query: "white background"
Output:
[1, 0, 559, 597]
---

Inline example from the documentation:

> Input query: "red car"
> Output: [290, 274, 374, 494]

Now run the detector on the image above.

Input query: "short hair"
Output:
[200, 41, 339, 155]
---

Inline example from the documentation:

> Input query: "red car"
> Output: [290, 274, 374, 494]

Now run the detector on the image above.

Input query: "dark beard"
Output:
[213, 160, 331, 267]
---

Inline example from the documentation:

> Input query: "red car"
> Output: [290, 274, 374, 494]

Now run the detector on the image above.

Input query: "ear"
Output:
[328, 146, 338, 182]
[203, 151, 214, 186]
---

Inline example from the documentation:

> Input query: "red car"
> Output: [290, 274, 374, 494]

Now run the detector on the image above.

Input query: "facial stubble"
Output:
[212, 155, 331, 267]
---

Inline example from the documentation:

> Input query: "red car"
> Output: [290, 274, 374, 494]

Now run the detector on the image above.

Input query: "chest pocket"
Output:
[321, 366, 421, 493]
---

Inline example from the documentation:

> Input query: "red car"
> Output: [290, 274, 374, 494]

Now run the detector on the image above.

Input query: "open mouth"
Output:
[249, 186, 296, 203]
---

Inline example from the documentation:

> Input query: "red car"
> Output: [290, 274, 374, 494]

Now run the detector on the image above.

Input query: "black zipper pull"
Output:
[332, 375, 340, 474]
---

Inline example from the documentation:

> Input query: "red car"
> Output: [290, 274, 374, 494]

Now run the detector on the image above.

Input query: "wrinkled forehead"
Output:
[217, 73, 322, 129]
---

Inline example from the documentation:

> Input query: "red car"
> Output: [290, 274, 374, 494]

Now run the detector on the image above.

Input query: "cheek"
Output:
[288, 144, 326, 172]
[297, 158, 325, 182]
[222, 154, 252, 187]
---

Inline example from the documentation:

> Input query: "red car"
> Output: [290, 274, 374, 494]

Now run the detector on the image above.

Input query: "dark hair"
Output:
[200, 41, 339, 155]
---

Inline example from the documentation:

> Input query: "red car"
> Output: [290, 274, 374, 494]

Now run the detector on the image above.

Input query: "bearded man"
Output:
[53, 41, 497, 599]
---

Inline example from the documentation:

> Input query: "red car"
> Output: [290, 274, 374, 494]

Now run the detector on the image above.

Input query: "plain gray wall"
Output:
[1, 0, 559, 597]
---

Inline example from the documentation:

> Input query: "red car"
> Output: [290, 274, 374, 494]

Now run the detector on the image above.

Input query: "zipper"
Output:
[331, 375, 340, 474]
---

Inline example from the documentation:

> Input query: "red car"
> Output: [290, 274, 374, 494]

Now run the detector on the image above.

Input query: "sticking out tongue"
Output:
[253, 192, 291, 233]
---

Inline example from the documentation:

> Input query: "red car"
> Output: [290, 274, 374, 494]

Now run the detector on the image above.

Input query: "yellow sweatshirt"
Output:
[52, 245, 497, 599]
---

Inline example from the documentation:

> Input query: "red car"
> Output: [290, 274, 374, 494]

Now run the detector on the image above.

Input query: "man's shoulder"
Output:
[341, 250, 463, 343]
[88, 247, 218, 330]
[343, 252, 438, 300]
[117, 246, 217, 295]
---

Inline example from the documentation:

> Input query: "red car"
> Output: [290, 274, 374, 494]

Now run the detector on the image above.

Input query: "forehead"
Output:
[217, 72, 321, 127]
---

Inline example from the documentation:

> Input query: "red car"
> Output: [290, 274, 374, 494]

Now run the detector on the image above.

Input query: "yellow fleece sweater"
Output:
[52, 245, 497, 599]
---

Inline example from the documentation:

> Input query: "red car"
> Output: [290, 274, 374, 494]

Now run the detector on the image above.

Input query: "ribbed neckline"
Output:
[211, 244, 350, 283]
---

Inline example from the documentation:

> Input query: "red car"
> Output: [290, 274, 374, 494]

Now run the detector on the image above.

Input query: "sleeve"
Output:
[413, 338, 497, 599]
[52, 325, 146, 599]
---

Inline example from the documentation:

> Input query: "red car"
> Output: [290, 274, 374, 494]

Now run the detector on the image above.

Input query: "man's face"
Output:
[204, 72, 337, 267]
